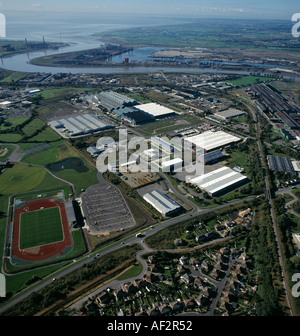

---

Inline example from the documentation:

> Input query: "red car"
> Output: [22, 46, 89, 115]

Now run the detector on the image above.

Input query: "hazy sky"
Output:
[0, 0, 298, 20]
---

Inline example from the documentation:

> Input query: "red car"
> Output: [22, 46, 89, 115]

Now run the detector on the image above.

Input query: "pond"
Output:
[47, 158, 89, 173]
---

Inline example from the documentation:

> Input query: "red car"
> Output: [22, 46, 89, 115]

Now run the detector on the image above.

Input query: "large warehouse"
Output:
[135, 103, 177, 119]
[49, 114, 113, 137]
[188, 166, 249, 196]
[184, 130, 241, 152]
[143, 190, 182, 217]
[267, 155, 295, 174]
[112, 106, 155, 125]
[97, 91, 137, 111]
[214, 108, 246, 121]
[200, 149, 225, 165]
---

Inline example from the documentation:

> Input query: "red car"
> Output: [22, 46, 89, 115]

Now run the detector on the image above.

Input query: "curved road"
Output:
[0, 174, 255, 316]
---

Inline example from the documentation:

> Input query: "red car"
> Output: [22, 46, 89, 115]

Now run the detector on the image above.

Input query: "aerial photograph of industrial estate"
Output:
[0, 0, 300, 328]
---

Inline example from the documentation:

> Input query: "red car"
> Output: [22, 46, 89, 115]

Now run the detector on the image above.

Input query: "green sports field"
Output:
[19, 207, 64, 250]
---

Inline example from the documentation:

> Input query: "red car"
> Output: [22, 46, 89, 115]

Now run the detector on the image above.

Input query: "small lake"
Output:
[48, 158, 88, 173]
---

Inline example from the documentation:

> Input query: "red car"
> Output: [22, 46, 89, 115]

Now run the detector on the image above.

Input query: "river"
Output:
[0, 12, 298, 79]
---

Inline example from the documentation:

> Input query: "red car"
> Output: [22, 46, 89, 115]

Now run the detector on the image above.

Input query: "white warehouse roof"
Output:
[143, 190, 182, 216]
[136, 103, 176, 118]
[49, 114, 113, 136]
[184, 131, 241, 152]
[188, 166, 248, 196]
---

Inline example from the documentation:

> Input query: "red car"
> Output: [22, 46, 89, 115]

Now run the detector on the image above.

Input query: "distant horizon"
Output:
[0, 1, 298, 21]
[0, 9, 296, 22]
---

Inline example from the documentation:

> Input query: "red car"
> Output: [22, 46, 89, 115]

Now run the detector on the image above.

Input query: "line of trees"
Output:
[248, 199, 285, 315]
[273, 195, 300, 315]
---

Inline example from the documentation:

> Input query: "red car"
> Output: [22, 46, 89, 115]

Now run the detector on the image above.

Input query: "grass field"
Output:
[226, 75, 272, 87]
[22, 140, 99, 194]
[0, 134, 22, 143]
[0, 117, 29, 131]
[0, 72, 31, 83]
[22, 119, 46, 137]
[19, 207, 64, 249]
[27, 127, 61, 142]
[0, 163, 69, 195]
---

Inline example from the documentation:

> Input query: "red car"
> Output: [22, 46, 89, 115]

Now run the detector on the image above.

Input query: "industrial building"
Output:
[49, 114, 113, 137]
[200, 149, 225, 165]
[188, 166, 249, 197]
[97, 91, 138, 111]
[87, 146, 103, 157]
[143, 190, 182, 217]
[214, 108, 246, 121]
[185, 131, 241, 152]
[112, 106, 155, 125]
[135, 103, 177, 119]
[267, 155, 295, 174]
[292, 161, 300, 172]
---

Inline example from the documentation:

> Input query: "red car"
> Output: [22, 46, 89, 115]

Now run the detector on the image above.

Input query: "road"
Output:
[0, 143, 25, 162]
[0, 175, 255, 316]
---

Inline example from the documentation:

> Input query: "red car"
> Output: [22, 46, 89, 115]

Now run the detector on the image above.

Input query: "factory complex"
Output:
[49, 114, 114, 137]
[88, 90, 177, 125]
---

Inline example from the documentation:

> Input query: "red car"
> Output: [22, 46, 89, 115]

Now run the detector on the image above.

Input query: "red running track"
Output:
[12, 199, 72, 262]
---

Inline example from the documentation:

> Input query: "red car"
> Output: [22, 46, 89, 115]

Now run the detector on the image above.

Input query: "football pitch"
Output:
[19, 207, 64, 250]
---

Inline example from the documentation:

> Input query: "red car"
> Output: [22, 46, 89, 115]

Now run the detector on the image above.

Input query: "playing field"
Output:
[19, 206, 64, 249]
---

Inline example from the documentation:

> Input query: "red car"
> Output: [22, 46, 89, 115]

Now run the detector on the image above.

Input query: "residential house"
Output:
[200, 260, 209, 272]
[121, 283, 138, 295]
[195, 294, 209, 306]
[220, 247, 230, 255]
[148, 308, 161, 316]
[211, 268, 226, 280]
[179, 256, 189, 265]
[148, 255, 157, 264]
[134, 279, 149, 290]
[230, 248, 240, 257]
[171, 301, 183, 312]
[96, 291, 110, 306]
[135, 310, 148, 316]
[114, 288, 127, 300]
[193, 277, 203, 289]
[180, 273, 194, 285]
[215, 261, 228, 271]
[160, 305, 172, 315]
[189, 257, 200, 266]
[150, 263, 164, 273]
[177, 264, 190, 275]
[184, 299, 196, 310]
